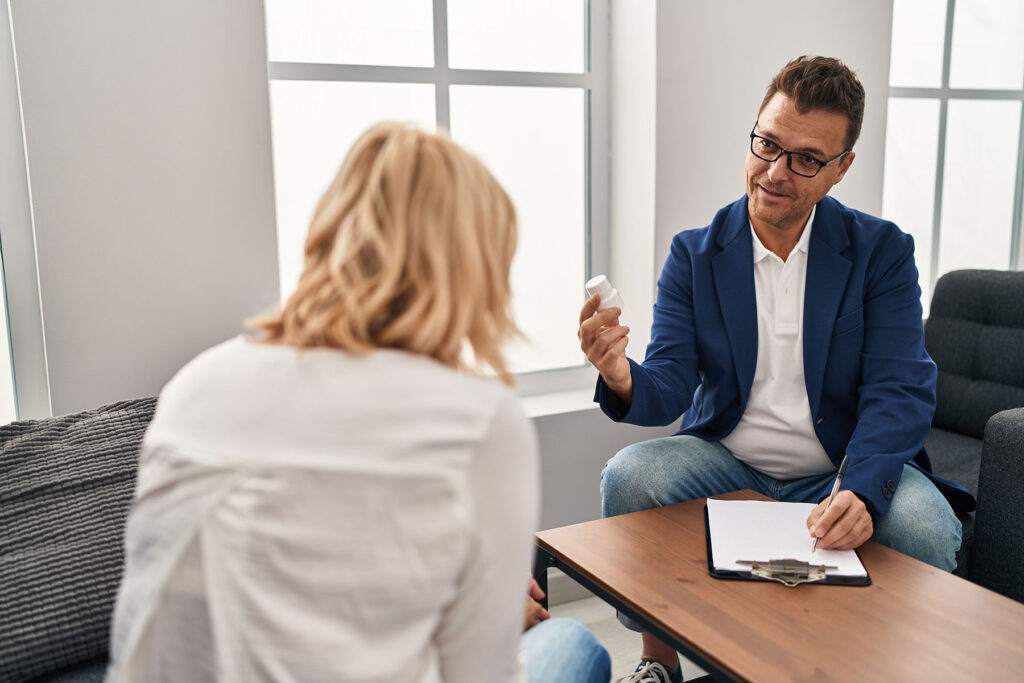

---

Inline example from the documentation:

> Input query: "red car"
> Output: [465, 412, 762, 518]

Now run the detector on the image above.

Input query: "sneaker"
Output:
[614, 659, 683, 683]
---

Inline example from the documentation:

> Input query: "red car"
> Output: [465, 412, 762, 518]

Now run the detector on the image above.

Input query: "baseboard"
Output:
[545, 568, 595, 606]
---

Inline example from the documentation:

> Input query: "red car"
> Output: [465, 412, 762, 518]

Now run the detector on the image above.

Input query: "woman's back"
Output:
[107, 337, 539, 683]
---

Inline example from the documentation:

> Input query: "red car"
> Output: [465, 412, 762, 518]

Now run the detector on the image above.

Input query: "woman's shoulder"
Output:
[152, 340, 526, 446]
[373, 350, 525, 417]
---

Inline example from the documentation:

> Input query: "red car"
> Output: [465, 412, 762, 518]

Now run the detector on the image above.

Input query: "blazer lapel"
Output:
[803, 197, 853, 419]
[711, 199, 758, 407]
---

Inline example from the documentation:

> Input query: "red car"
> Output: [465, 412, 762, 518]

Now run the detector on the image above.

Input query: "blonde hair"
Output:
[249, 121, 520, 383]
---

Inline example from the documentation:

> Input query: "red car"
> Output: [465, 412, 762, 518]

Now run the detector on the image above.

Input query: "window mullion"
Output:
[586, 0, 609, 284]
[1011, 96, 1024, 270]
[432, 0, 450, 131]
[930, 99, 948, 294]
[941, 0, 955, 89]
[268, 62, 436, 83]
[929, 0, 957, 295]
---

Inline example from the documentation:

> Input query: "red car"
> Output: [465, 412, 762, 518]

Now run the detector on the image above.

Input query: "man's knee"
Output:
[600, 436, 742, 518]
[600, 443, 647, 499]
[600, 440, 673, 518]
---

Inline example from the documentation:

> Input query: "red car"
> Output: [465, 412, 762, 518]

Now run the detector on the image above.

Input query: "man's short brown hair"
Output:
[760, 56, 865, 151]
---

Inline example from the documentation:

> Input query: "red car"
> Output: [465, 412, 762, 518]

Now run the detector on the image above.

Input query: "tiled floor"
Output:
[548, 590, 707, 681]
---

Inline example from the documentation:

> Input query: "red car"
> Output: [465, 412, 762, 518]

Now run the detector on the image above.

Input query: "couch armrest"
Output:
[971, 407, 1024, 602]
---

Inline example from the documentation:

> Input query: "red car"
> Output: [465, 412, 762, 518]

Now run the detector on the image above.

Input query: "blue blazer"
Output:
[597, 195, 975, 518]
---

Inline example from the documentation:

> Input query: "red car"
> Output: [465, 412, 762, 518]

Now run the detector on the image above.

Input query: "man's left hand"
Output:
[806, 490, 873, 550]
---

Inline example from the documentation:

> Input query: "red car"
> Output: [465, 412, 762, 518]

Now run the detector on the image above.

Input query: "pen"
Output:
[811, 454, 849, 553]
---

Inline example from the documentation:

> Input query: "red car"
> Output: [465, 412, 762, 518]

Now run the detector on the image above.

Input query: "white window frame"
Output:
[887, 0, 1024, 293]
[266, 0, 609, 396]
[0, 0, 50, 421]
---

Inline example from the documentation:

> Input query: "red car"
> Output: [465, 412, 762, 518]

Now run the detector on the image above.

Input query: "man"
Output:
[578, 56, 974, 683]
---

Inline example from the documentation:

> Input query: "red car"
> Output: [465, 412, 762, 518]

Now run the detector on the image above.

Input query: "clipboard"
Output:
[704, 504, 871, 587]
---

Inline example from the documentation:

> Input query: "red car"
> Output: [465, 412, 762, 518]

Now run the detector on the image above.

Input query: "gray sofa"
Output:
[1, 270, 1022, 681]
[1, 398, 157, 683]
[923, 269, 1024, 596]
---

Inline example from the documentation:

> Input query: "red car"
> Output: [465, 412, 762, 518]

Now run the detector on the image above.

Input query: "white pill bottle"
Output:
[585, 274, 624, 311]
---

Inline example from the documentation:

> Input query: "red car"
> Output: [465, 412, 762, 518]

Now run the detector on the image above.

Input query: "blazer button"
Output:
[882, 487, 893, 500]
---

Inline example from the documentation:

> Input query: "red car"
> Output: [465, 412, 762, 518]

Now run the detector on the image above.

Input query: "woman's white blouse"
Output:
[105, 337, 539, 683]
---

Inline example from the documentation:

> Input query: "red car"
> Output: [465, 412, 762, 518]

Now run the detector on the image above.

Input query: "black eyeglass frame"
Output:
[749, 128, 851, 178]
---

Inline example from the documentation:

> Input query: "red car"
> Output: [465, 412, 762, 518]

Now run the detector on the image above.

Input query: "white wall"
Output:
[654, 0, 894, 269]
[1, 1, 896, 528]
[610, 0, 657, 357]
[10, 0, 280, 417]
[2, 0, 677, 531]
[534, 405, 677, 529]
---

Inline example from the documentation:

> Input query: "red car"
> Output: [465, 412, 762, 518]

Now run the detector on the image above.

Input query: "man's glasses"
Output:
[749, 129, 850, 178]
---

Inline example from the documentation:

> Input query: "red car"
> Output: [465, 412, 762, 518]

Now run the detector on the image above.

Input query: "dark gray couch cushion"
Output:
[925, 427, 983, 498]
[972, 408, 1024, 603]
[25, 657, 106, 683]
[0, 398, 157, 683]
[926, 270, 1024, 438]
[924, 428, 979, 579]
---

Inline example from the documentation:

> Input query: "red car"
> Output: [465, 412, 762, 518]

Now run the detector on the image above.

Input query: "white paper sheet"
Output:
[706, 498, 868, 577]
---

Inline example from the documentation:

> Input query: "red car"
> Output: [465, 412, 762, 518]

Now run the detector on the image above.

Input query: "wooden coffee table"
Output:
[533, 490, 1024, 682]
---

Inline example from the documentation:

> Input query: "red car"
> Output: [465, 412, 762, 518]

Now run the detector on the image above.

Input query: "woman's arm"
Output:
[434, 391, 540, 683]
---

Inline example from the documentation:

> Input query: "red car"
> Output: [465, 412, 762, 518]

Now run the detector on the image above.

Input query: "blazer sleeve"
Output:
[596, 234, 702, 427]
[841, 230, 936, 519]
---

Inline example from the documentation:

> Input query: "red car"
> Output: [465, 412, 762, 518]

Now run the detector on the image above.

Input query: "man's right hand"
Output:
[578, 293, 633, 404]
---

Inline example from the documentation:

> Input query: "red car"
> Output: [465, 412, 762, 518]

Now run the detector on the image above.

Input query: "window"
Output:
[883, 0, 1024, 312]
[264, 1, 608, 389]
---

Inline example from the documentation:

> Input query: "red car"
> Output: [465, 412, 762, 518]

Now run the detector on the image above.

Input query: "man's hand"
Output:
[523, 577, 550, 632]
[806, 490, 873, 551]
[578, 293, 632, 403]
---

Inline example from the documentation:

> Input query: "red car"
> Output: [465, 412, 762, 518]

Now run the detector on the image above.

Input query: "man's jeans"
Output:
[520, 617, 611, 683]
[601, 435, 962, 568]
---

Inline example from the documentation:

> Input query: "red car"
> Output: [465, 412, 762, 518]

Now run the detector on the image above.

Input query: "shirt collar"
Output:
[749, 204, 816, 263]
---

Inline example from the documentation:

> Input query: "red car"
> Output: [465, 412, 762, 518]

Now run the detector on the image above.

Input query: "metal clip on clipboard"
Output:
[736, 559, 838, 587]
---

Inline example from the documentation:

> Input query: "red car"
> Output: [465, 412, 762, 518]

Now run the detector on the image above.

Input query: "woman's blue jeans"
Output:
[520, 617, 611, 683]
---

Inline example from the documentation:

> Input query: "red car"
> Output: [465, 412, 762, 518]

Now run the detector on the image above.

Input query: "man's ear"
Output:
[833, 151, 855, 185]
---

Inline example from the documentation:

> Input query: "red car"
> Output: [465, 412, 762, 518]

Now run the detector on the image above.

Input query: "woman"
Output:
[105, 122, 608, 682]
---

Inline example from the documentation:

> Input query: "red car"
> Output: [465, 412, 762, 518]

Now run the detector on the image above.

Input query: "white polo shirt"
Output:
[719, 206, 835, 479]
